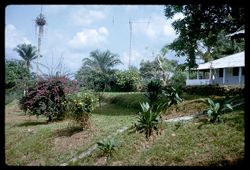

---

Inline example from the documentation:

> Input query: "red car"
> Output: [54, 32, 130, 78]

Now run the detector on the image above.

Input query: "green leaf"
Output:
[225, 104, 233, 110]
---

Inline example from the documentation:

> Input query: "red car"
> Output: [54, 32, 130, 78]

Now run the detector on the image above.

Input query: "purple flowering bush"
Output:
[19, 76, 79, 121]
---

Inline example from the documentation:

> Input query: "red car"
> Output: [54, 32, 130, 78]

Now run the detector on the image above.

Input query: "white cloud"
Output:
[118, 50, 146, 69]
[68, 27, 109, 50]
[71, 8, 105, 25]
[5, 24, 31, 49]
[133, 14, 177, 43]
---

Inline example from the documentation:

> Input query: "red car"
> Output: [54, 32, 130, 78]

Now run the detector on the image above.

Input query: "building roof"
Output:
[197, 51, 245, 70]
[225, 30, 245, 37]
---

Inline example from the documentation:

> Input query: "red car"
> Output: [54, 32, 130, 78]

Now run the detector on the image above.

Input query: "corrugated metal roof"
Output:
[197, 51, 245, 70]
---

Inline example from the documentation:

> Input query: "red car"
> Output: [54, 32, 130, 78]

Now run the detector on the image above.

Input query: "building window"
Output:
[233, 67, 239, 76]
[242, 67, 245, 75]
[219, 68, 223, 77]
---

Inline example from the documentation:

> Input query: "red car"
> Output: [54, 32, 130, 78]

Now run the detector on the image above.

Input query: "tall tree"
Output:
[14, 43, 39, 69]
[76, 49, 122, 91]
[164, 4, 244, 68]
[83, 50, 122, 75]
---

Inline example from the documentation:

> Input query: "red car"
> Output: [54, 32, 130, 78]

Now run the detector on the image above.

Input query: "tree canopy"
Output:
[14, 43, 40, 69]
[164, 4, 244, 68]
[75, 49, 122, 91]
[5, 59, 30, 89]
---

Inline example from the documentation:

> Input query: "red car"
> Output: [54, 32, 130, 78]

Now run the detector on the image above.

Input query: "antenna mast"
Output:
[128, 19, 150, 69]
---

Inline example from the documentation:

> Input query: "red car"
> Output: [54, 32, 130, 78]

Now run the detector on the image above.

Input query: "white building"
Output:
[186, 51, 245, 86]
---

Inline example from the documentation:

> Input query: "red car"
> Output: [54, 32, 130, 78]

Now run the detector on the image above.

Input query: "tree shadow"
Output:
[54, 125, 83, 137]
[92, 104, 139, 116]
[16, 121, 48, 127]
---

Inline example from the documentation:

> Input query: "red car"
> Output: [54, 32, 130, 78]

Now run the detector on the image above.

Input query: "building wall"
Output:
[187, 67, 245, 86]
[213, 67, 244, 85]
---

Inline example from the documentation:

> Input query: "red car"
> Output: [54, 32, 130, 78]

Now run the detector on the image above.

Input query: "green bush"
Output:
[65, 90, 97, 128]
[170, 71, 186, 93]
[110, 70, 140, 92]
[145, 80, 163, 107]
[144, 80, 182, 112]
[105, 93, 148, 111]
[183, 85, 244, 97]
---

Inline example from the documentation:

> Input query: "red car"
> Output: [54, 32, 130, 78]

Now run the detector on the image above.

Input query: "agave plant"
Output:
[203, 98, 233, 123]
[135, 102, 162, 139]
[163, 86, 182, 107]
[97, 138, 117, 159]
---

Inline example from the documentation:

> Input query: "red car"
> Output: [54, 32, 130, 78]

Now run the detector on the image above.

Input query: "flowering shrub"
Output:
[64, 90, 97, 128]
[19, 76, 79, 121]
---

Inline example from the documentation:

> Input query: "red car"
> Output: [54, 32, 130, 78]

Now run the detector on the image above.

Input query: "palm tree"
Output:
[14, 43, 39, 69]
[83, 49, 122, 75]
[83, 49, 122, 107]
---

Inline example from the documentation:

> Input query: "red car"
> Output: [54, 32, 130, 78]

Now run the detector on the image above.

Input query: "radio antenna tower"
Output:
[35, 5, 46, 78]
[128, 18, 150, 69]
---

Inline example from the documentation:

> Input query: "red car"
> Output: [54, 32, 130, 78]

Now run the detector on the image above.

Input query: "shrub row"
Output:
[182, 85, 244, 97]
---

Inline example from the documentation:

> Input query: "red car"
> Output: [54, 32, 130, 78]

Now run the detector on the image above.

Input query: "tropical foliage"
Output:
[14, 43, 40, 69]
[112, 69, 140, 92]
[64, 90, 97, 128]
[97, 138, 117, 159]
[135, 102, 163, 139]
[19, 76, 78, 121]
[163, 86, 182, 107]
[202, 98, 233, 123]
[164, 4, 244, 68]
[5, 59, 30, 89]
[75, 49, 122, 91]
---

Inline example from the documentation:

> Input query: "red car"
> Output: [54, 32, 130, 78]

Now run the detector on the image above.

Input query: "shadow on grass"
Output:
[54, 126, 83, 137]
[16, 121, 48, 127]
[92, 104, 139, 116]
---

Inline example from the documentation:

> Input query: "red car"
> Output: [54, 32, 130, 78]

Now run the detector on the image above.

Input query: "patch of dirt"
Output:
[135, 130, 164, 156]
[5, 112, 39, 125]
[163, 100, 207, 120]
[95, 156, 107, 166]
[53, 125, 98, 153]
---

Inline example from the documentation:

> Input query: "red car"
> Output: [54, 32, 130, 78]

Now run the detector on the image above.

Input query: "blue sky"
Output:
[5, 5, 186, 76]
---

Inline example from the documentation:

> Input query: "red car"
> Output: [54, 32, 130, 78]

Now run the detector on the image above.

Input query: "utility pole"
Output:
[128, 19, 150, 69]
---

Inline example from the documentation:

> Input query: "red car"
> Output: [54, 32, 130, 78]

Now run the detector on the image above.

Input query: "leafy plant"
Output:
[163, 86, 182, 107]
[65, 91, 97, 128]
[97, 138, 117, 159]
[144, 80, 163, 107]
[112, 69, 140, 92]
[203, 98, 233, 123]
[135, 102, 162, 139]
[19, 76, 78, 121]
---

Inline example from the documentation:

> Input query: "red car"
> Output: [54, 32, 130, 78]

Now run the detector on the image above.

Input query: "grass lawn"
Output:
[5, 93, 245, 166]
[5, 100, 137, 166]
[70, 109, 244, 166]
